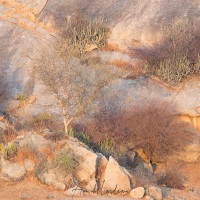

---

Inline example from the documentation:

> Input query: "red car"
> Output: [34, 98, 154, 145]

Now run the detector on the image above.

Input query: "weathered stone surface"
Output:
[102, 156, 131, 193]
[96, 153, 108, 190]
[17, 0, 48, 15]
[54, 182, 66, 191]
[0, 121, 6, 130]
[1, 0, 200, 120]
[145, 196, 154, 200]
[148, 186, 162, 200]
[41, 0, 200, 50]
[0, 158, 26, 181]
[64, 137, 98, 190]
[19, 132, 53, 149]
[166, 188, 200, 200]
[172, 144, 200, 163]
[130, 187, 145, 199]
[24, 159, 35, 172]
[16, 135, 25, 140]
[37, 171, 66, 191]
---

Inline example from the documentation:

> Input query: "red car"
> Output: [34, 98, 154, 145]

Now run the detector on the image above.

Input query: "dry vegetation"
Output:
[33, 15, 123, 134]
[80, 101, 196, 164]
[131, 18, 200, 84]
[14, 145, 38, 164]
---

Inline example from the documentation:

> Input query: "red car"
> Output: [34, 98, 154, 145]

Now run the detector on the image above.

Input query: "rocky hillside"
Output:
[0, 0, 200, 116]
[0, 1, 200, 199]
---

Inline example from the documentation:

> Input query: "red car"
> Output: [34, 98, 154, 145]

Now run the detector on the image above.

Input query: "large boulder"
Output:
[0, 158, 26, 181]
[63, 137, 98, 190]
[101, 156, 131, 194]
[41, 0, 200, 50]
[37, 170, 66, 190]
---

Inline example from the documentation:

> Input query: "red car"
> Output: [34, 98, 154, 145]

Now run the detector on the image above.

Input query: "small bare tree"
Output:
[34, 46, 122, 134]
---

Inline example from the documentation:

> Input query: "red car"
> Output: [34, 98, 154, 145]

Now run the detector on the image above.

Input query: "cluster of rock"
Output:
[0, 114, 163, 200]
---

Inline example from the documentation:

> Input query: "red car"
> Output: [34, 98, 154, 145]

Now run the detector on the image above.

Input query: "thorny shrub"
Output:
[132, 18, 200, 84]
[61, 14, 109, 57]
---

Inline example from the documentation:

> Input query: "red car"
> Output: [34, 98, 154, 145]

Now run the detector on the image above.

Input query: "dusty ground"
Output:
[0, 178, 134, 200]
[0, 163, 200, 200]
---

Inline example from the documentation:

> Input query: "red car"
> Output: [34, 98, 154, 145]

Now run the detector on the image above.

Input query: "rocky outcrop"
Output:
[24, 159, 35, 172]
[40, 0, 200, 50]
[0, 158, 26, 181]
[101, 156, 131, 193]
[0, 0, 200, 119]
[19, 132, 53, 149]
[63, 137, 98, 190]
[38, 170, 66, 190]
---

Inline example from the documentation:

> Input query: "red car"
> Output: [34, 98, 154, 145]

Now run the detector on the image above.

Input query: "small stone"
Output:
[47, 194, 55, 199]
[130, 187, 145, 199]
[16, 135, 25, 140]
[24, 159, 35, 172]
[146, 195, 154, 200]
[148, 186, 162, 200]
[21, 193, 33, 199]
[55, 182, 66, 190]
[65, 186, 84, 196]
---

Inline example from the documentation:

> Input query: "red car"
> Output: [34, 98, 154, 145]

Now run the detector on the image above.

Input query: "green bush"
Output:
[98, 139, 116, 158]
[61, 15, 109, 57]
[54, 150, 76, 174]
[69, 128, 91, 147]
[3, 142, 18, 160]
[15, 94, 26, 102]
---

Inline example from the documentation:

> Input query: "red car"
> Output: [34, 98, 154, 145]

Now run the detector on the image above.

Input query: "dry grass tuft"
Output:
[14, 145, 38, 164]
[38, 143, 63, 161]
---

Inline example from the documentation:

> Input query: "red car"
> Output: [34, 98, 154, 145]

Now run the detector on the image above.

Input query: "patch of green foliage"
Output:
[15, 94, 26, 102]
[3, 141, 18, 160]
[98, 138, 115, 158]
[54, 150, 76, 175]
[68, 127, 91, 147]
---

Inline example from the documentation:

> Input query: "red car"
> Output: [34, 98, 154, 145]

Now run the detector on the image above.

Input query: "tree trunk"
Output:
[61, 106, 68, 134]
[59, 100, 75, 134]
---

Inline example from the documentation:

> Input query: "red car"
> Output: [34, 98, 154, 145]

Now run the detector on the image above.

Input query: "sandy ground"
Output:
[0, 179, 134, 200]
[0, 163, 200, 200]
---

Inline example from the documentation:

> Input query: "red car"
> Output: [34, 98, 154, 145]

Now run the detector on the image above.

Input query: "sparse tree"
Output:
[34, 45, 122, 134]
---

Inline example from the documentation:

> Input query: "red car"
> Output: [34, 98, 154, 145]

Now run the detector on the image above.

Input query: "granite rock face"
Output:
[1, 0, 200, 119]
[40, 0, 200, 49]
